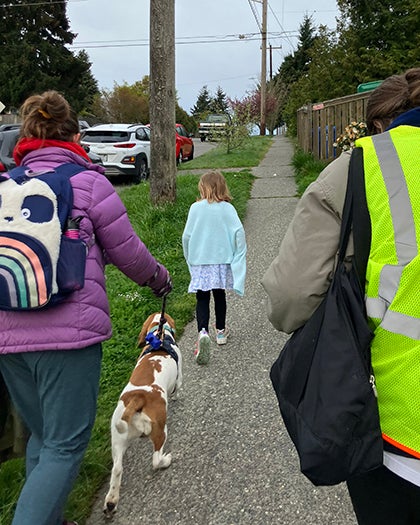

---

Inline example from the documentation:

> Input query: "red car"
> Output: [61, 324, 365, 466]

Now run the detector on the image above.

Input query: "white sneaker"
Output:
[195, 328, 210, 365]
[215, 328, 228, 345]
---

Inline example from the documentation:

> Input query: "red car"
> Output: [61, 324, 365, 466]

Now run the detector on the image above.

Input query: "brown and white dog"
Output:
[103, 312, 182, 517]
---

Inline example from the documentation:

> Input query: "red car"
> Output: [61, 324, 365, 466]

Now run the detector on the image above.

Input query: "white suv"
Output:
[81, 123, 151, 183]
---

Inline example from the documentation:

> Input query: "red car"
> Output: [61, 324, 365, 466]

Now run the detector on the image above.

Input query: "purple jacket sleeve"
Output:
[88, 174, 162, 286]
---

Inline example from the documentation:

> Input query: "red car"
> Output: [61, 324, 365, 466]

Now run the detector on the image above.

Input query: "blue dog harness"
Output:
[142, 324, 179, 365]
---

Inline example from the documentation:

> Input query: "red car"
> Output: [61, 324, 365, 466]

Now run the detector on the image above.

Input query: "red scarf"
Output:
[13, 137, 90, 166]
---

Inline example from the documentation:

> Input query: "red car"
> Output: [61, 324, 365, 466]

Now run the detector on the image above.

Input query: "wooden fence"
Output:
[297, 91, 371, 161]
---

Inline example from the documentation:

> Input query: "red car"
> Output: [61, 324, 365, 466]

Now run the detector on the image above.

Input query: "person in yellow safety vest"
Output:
[262, 67, 420, 525]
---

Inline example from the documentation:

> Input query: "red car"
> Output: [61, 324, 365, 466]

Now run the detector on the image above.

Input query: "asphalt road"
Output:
[191, 137, 217, 158]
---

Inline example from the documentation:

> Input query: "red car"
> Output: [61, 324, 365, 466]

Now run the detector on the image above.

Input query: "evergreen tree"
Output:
[210, 85, 228, 113]
[190, 85, 212, 117]
[336, 0, 420, 83]
[69, 50, 99, 113]
[274, 0, 420, 136]
[276, 14, 318, 86]
[0, 1, 98, 112]
[273, 14, 319, 135]
[176, 104, 197, 133]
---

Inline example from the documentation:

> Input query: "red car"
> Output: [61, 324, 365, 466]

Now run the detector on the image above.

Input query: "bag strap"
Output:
[49, 163, 86, 178]
[350, 148, 371, 290]
[338, 148, 371, 289]
[7, 162, 85, 180]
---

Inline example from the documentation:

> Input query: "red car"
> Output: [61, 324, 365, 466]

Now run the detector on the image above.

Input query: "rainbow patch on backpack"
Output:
[0, 177, 61, 309]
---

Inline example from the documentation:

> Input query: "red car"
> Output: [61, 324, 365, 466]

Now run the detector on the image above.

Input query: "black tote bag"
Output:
[270, 149, 383, 486]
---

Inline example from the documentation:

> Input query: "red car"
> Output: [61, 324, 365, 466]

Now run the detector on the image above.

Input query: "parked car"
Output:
[198, 113, 231, 142]
[0, 129, 103, 173]
[176, 123, 194, 164]
[78, 120, 90, 130]
[0, 129, 19, 172]
[147, 123, 194, 165]
[80, 144, 104, 166]
[81, 123, 150, 184]
[0, 123, 21, 132]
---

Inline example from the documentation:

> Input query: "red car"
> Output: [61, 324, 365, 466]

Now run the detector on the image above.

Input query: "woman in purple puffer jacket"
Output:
[0, 90, 172, 525]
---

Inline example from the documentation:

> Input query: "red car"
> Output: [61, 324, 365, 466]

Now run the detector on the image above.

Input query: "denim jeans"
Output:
[0, 344, 102, 525]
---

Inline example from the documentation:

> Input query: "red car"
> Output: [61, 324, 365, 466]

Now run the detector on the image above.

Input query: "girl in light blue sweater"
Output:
[182, 170, 247, 365]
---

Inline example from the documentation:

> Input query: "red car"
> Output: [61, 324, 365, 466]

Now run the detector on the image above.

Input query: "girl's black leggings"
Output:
[196, 289, 226, 332]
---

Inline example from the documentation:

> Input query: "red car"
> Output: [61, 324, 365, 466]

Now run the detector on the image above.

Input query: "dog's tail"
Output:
[115, 394, 146, 434]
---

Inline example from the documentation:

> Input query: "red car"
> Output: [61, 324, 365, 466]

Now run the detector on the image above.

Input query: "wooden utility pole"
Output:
[259, 0, 267, 135]
[149, 0, 176, 204]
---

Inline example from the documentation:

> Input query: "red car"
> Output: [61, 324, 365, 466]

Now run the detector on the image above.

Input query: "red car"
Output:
[176, 123, 194, 164]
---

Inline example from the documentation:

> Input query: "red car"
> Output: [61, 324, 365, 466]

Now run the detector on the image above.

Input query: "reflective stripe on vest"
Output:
[363, 132, 420, 339]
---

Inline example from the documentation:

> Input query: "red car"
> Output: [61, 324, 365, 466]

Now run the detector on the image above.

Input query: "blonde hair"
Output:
[366, 68, 420, 134]
[19, 90, 79, 141]
[198, 170, 232, 203]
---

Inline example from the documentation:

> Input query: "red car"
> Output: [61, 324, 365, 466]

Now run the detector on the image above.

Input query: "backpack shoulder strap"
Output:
[6, 163, 85, 181]
[50, 163, 86, 179]
[4, 165, 27, 181]
[37, 164, 85, 228]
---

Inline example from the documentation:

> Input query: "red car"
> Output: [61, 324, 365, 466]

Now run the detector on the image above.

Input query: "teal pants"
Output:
[0, 344, 102, 525]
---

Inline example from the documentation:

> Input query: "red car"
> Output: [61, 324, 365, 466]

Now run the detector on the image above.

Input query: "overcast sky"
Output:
[66, 0, 338, 114]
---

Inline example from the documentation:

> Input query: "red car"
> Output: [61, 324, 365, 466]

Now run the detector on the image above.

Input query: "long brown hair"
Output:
[198, 170, 232, 203]
[366, 68, 420, 134]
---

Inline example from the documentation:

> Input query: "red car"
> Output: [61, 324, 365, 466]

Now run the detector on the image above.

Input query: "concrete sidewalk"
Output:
[87, 136, 357, 525]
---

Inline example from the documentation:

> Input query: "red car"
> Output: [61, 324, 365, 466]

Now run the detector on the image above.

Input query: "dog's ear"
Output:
[137, 313, 156, 347]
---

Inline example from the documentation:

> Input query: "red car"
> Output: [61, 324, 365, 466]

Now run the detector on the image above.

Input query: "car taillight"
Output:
[114, 143, 136, 149]
[122, 156, 136, 165]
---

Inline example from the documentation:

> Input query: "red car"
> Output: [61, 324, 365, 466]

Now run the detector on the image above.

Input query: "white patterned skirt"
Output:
[188, 264, 234, 293]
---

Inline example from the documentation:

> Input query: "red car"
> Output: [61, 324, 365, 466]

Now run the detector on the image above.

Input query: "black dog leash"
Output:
[144, 295, 168, 350]
[156, 294, 167, 341]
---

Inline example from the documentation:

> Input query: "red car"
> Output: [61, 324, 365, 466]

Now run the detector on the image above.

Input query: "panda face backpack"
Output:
[269, 149, 383, 486]
[0, 163, 87, 310]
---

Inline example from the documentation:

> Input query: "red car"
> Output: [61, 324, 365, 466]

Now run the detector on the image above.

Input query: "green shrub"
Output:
[292, 148, 329, 196]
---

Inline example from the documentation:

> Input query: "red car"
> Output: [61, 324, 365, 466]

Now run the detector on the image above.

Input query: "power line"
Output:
[268, 1, 295, 50]
[73, 33, 262, 45]
[68, 32, 296, 50]
[72, 32, 297, 45]
[69, 38, 262, 49]
[247, 0, 262, 33]
[0, 0, 86, 6]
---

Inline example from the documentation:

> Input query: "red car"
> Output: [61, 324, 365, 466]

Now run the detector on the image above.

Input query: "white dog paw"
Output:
[153, 452, 172, 469]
